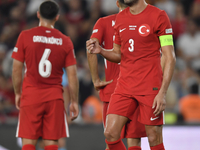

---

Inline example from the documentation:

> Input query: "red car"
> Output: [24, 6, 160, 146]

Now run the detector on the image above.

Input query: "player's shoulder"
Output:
[101, 14, 117, 21]
[147, 5, 167, 16]
[19, 27, 38, 36]
[96, 14, 117, 25]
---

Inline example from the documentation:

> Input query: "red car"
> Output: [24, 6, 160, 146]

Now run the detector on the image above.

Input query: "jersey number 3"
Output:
[39, 48, 52, 78]
[128, 39, 134, 52]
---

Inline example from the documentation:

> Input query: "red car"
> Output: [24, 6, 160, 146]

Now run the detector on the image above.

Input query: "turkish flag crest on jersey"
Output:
[138, 24, 150, 37]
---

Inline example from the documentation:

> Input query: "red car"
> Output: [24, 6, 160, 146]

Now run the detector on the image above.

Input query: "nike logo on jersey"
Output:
[150, 117, 159, 121]
[120, 28, 126, 32]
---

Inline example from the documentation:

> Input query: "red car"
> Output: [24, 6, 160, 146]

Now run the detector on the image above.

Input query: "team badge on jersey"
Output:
[138, 24, 150, 37]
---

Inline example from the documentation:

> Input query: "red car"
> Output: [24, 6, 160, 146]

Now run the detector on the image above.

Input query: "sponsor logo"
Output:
[165, 28, 173, 34]
[150, 117, 159, 121]
[138, 24, 150, 37]
[92, 29, 98, 33]
[119, 28, 126, 33]
[13, 47, 18, 52]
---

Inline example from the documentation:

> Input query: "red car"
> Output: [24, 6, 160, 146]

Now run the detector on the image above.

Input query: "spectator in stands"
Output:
[176, 18, 200, 74]
[179, 84, 200, 123]
[82, 89, 102, 124]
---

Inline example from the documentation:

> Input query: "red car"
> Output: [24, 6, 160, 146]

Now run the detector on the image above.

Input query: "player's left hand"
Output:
[152, 93, 166, 116]
[15, 94, 21, 110]
[69, 101, 79, 121]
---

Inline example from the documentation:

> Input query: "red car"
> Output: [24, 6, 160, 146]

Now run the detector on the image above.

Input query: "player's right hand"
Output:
[69, 101, 79, 121]
[94, 79, 113, 91]
[86, 39, 101, 54]
[15, 94, 21, 110]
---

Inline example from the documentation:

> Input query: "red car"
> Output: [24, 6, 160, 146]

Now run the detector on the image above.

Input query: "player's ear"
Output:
[55, 14, 60, 21]
[116, 0, 120, 8]
[37, 11, 40, 19]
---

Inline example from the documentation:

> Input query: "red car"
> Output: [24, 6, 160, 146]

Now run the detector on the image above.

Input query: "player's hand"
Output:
[93, 79, 113, 91]
[86, 39, 101, 54]
[69, 101, 79, 121]
[152, 93, 166, 116]
[15, 94, 21, 110]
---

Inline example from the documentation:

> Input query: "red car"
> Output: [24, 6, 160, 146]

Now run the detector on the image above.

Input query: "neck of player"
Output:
[39, 19, 55, 29]
[129, 0, 148, 15]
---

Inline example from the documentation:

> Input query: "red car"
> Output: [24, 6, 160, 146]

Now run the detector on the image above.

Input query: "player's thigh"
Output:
[17, 104, 44, 139]
[42, 99, 69, 140]
[124, 106, 146, 139]
[102, 102, 109, 127]
[136, 95, 164, 125]
[107, 93, 138, 119]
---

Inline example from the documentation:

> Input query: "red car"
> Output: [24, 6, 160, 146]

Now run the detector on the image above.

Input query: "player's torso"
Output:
[115, 5, 163, 95]
[23, 26, 66, 88]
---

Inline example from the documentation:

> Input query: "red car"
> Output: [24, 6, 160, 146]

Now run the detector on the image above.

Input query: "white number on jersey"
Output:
[128, 39, 134, 52]
[39, 48, 52, 78]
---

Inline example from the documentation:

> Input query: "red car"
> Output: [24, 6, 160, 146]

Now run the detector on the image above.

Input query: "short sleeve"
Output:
[65, 37, 76, 67]
[114, 17, 121, 45]
[90, 18, 104, 45]
[155, 11, 173, 37]
[11, 32, 25, 62]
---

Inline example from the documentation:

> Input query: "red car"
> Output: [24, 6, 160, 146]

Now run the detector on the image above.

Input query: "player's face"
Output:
[124, 0, 139, 6]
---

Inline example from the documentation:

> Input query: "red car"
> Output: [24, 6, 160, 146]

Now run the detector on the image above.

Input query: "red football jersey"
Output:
[12, 26, 76, 107]
[114, 5, 173, 95]
[91, 14, 120, 102]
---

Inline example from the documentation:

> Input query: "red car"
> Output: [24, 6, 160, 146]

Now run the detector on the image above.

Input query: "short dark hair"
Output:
[39, 0, 59, 20]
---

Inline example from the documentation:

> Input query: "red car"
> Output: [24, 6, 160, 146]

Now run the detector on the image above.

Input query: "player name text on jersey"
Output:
[33, 36, 62, 45]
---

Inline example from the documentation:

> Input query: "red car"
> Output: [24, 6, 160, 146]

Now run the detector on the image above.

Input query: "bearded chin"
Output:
[125, 0, 139, 6]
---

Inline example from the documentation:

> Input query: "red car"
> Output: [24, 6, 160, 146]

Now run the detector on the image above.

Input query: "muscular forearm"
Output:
[12, 72, 22, 95]
[87, 51, 100, 83]
[159, 48, 176, 95]
[12, 60, 23, 95]
[100, 48, 121, 63]
[67, 66, 79, 103]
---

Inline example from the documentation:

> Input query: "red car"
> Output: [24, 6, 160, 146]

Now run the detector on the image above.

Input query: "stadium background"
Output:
[0, 0, 200, 149]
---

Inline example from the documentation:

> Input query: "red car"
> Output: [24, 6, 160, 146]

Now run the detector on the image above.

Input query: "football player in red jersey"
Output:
[87, 0, 146, 150]
[12, 1, 79, 150]
[86, 0, 176, 150]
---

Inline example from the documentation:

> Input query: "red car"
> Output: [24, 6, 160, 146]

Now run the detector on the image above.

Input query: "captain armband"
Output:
[159, 35, 174, 47]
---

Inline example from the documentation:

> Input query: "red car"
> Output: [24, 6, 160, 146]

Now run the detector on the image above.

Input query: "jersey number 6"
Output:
[128, 39, 134, 52]
[39, 48, 52, 78]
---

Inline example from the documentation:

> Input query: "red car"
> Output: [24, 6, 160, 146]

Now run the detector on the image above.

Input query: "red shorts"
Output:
[16, 99, 69, 140]
[103, 102, 146, 138]
[108, 93, 164, 126]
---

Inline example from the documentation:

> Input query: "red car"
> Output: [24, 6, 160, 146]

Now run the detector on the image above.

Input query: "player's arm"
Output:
[153, 36, 176, 116]
[86, 39, 121, 63]
[87, 38, 113, 90]
[12, 59, 24, 110]
[66, 65, 79, 121]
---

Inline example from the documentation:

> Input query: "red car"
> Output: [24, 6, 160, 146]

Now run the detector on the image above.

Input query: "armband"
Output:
[159, 35, 174, 47]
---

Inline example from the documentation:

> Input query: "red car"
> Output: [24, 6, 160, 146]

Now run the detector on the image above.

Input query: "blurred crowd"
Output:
[0, 0, 200, 125]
